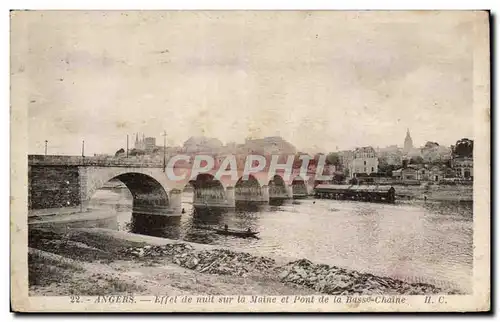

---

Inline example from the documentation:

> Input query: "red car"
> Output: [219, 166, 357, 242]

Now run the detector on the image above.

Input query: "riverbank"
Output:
[28, 227, 463, 296]
[394, 184, 473, 202]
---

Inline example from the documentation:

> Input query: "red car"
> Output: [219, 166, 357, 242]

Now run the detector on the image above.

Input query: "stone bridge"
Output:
[28, 155, 317, 217]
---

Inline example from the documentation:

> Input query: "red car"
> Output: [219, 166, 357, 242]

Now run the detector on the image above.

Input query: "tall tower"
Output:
[403, 128, 413, 154]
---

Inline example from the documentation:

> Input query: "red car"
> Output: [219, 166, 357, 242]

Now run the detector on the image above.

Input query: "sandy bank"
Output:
[28, 228, 316, 296]
[28, 227, 462, 296]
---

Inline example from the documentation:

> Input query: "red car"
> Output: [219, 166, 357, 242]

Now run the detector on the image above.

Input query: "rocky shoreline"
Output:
[122, 243, 276, 277]
[122, 243, 462, 295]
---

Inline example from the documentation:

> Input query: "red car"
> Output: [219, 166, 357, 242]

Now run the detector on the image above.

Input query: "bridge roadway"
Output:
[28, 155, 319, 217]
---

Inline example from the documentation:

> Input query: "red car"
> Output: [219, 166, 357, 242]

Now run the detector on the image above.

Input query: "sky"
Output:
[12, 11, 475, 155]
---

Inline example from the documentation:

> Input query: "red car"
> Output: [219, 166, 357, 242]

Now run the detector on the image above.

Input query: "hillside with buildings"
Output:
[109, 129, 472, 187]
[112, 134, 298, 165]
[331, 129, 470, 186]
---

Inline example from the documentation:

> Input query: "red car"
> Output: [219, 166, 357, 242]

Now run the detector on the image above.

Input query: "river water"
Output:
[86, 188, 473, 293]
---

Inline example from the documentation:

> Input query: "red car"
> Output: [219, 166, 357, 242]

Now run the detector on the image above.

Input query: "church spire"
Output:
[403, 128, 413, 154]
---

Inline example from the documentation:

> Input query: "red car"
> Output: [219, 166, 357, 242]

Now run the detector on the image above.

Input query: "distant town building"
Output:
[126, 134, 300, 162]
[134, 133, 157, 152]
[417, 167, 429, 181]
[392, 165, 419, 184]
[391, 163, 448, 183]
[93, 153, 111, 158]
[403, 128, 414, 154]
[183, 136, 224, 154]
[429, 165, 445, 182]
[242, 136, 296, 155]
[400, 167, 417, 181]
[143, 137, 156, 152]
[451, 157, 473, 179]
[450, 138, 473, 179]
[350, 146, 378, 177]
[337, 150, 354, 174]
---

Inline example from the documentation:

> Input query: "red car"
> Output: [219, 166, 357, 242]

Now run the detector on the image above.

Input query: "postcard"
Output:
[10, 10, 490, 312]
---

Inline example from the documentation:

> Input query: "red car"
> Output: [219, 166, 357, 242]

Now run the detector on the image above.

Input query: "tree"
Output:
[114, 148, 125, 157]
[326, 152, 341, 166]
[424, 141, 440, 149]
[402, 159, 409, 168]
[378, 163, 397, 176]
[333, 172, 345, 183]
[129, 148, 145, 156]
[378, 156, 389, 168]
[453, 138, 473, 158]
[409, 156, 424, 164]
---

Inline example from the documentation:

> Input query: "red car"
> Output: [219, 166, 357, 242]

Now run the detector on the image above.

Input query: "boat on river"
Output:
[314, 184, 396, 203]
[213, 227, 259, 238]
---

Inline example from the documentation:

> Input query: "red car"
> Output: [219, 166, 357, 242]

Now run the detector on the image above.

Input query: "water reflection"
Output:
[129, 213, 182, 239]
[119, 204, 266, 244]
[235, 201, 262, 212]
[269, 198, 286, 207]
[184, 207, 228, 244]
[191, 207, 227, 226]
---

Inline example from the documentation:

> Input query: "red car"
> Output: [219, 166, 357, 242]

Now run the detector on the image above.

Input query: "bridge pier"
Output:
[291, 180, 309, 199]
[261, 185, 270, 202]
[234, 185, 270, 203]
[225, 186, 235, 208]
[192, 186, 235, 208]
[286, 184, 293, 198]
[168, 188, 183, 215]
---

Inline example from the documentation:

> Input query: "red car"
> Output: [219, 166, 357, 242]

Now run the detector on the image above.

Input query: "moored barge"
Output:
[314, 184, 396, 203]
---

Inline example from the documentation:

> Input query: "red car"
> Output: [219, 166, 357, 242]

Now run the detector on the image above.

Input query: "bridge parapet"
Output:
[28, 155, 164, 168]
[28, 155, 329, 179]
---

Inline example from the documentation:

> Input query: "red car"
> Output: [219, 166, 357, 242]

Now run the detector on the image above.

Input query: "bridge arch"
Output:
[235, 174, 263, 202]
[88, 172, 170, 215]
[81, 167, 179, 215]
[268, 174, 288, 199]
[291, 175, 308, 197]
[189, 173, 228, 207]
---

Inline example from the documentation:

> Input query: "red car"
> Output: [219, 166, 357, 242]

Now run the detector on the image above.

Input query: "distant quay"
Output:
[394, 184, 473, 202]
[314, 183, 472, 203]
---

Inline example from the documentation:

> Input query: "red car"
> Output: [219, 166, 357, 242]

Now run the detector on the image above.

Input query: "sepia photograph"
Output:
[10, 10, 490, 312]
